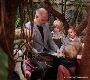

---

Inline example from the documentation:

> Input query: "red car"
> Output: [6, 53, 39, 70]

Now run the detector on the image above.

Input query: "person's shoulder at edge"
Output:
[25, 22, 49, 29]
[44, 23, 49, 27]
[44, 23, 51, 32]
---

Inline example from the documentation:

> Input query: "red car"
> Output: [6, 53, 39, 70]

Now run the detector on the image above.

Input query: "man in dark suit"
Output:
[25, 8, 61, 54]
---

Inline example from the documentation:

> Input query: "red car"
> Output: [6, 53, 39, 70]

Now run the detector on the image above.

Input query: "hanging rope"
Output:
[26, 0, 34, 43]
[14, 0, 34, 62]
[19, 0, 25, 39]
[29, 0, 34, 42]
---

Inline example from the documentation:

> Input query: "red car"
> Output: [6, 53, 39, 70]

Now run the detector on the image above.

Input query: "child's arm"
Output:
[23, 58, 31, 77]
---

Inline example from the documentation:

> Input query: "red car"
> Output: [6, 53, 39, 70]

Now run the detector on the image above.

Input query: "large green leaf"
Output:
[0, 48, 8, 80]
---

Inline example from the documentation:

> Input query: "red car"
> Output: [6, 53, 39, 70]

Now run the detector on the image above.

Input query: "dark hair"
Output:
[69, 27, 76, 32]
[79, 32, 86, 36]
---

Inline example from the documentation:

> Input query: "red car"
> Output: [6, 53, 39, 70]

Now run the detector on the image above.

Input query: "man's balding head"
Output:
[34, 8, 48, 26]
[36, 8, 48, 16]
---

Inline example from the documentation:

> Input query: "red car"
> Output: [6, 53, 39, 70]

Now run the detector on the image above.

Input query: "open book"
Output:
[51, 53, 64, 58]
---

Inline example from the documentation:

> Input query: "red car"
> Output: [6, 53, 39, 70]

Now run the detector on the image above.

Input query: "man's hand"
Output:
[57, 49, 62, 54]
[42, 56, 53, 61]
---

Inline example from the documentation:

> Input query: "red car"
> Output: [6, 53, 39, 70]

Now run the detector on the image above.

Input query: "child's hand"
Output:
[24, 70, 31, 77]
[25, 58, 30, 64]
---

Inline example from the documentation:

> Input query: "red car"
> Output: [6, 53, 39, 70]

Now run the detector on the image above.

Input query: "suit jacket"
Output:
[25, 22, 59, 53]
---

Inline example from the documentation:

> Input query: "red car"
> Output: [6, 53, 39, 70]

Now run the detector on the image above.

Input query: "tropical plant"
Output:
[15, 2, 42, 29]
[0, 48, 8, 80]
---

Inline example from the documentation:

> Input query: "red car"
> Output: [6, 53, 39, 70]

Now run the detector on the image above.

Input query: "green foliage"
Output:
[15, 2, 42, 29]
[15, 0, 89, 29]
[14, 39, 25, 47]
[34, 2, 42, 9]
[0, 48, 8, 80]
[15, 8, 21, 28]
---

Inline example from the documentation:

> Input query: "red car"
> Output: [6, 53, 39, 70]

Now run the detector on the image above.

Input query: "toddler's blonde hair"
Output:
[69, 41, 83, 55]
[53, 20, 63, 31]
[63, 44, 77, 61]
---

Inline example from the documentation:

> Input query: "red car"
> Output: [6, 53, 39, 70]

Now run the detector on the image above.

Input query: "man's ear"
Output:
[75, 32, 77, 35]
[35, 14, 38, 18]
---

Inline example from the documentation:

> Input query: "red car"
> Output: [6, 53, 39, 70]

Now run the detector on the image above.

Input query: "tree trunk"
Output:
[0, 0, 20, 80]
[76, 13, 89, 36]
[77, 11, 90, 80]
